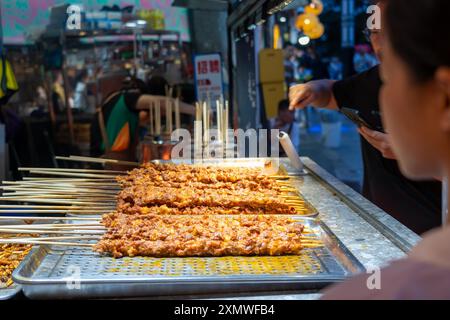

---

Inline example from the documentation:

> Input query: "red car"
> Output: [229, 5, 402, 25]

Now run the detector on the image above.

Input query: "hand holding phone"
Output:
[340, 107, 375, 130]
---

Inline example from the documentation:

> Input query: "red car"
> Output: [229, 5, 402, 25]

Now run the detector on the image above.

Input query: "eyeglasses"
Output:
[363, 28, 381, 42]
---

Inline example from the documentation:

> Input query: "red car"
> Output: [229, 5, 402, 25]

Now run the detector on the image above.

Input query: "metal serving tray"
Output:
[13, 218, 364, 299]
[0, 284, 21, 300]
[0, 219, 57, 300]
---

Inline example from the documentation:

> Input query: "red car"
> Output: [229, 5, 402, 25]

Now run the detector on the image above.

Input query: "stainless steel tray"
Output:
[1, 220, 25, 300]
[0, 218, 55, 300]
[13, 218, 364, 299]
[0, 284, 21, 300]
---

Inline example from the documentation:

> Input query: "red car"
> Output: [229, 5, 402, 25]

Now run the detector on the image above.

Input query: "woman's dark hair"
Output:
[146, 75, 169, 96]
[385, 0, 450, 82]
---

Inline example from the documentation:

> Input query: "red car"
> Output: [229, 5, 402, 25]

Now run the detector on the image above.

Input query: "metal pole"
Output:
[341, 0, 355, 76]
[60, 31, 75, 146]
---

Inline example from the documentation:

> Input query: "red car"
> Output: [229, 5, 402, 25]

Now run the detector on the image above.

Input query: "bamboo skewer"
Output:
[25, 170, 118, 179]
[1, 192, 117, 199]
[224, 100, 229, 147]
[0, 228, 104, 235]
[0, 239, 95, 247]
[0, 210, 111, 214]
[55, 156, 138, 167]
[175, 98, 180, 130]
[0, 186, 119, 196]
[0, 198, 114, 206]
[0, 205, 110, 209]
[0, 224, 103, 229]
[18, 168, 125, 174]
[19, 178, 120, 183]
[0, 189, 118, 196]
[0, 204, 112, 211]
[155, 100, 161, 136]
[0, 216, 100, 221]
[1, 193, 117, 199]
[1, 186, 118, 193]
[203, 102, 208, 144]
[15, 236, 101, 241]
[149, 101, 154, 136]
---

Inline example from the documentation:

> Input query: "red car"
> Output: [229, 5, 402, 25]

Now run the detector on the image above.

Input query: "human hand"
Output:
[288, 80, 337, 111]
[289, 83, 318, 110]
[358, 126, 397, 160]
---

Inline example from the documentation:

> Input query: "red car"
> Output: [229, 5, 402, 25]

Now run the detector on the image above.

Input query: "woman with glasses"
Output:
[322, 0, 450, 299]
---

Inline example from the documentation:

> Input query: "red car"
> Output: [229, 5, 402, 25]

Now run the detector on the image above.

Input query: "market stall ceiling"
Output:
[228, 0, 309, 30]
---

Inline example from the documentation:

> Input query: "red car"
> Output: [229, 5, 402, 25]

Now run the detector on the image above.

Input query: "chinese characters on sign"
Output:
[194, 53, 224, 103]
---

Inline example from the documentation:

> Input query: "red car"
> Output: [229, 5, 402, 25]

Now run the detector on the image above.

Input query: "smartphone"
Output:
[341, 107, 375, 130]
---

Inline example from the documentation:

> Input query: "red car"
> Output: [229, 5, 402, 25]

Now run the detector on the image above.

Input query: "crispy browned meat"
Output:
[114, 163, 299, 215]
[117, 185, 296, 214]
[118, 163, 279, 189]
[116, 203, 296, 215]
[94, 213, 304, 258]
[0, 242, 32, 288]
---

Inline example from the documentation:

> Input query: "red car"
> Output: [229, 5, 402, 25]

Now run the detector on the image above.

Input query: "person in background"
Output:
[353, 44, 378, 73]
[288, 1, 441, 235]
[51, 72, 65, 114]
[271, 99, 301, 153]
[73, 70, 89, 112]
[306, 47, 328, 80]
[328, 57, 343, 81]
[297, 65, 313, 83]
[30, 86, 48, 118]
[322, 0, 450, 299]
[283, 45, 297, 86]
[146, 75, 169, 96]
[90, 77, 149, 165]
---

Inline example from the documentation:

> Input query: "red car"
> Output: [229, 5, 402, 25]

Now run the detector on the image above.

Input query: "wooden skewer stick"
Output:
[1, 185, 120, 192]
[175, 98, 180, 130]
[0, 216, 100, 221]
[55, 156, 138, 167]
[0, 210, 111, 214]
[7, 179, 121, 184]
[18, 168, 125, 174]
[0, 191, 112, 198]
[16, 236, 101, 241]
[26, 170, 118, 179]
[0, 228, 104, 235]
[0, 205, 110, 209]
[280, 195, 302, 199]
[0, 239, 95, 247]
[2, 180, 120, 185]
[13, 187, 116, 193]
[0, 194, 114, 201]
[269, 175, 290, 180]
[0, 187, 118, 198]
[149, 101, 154, 136]
[1, 193, 117, 200]
[0, 197, 115, 208]
[0, 224, 103, 229]
[155, 100, 161, 136]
